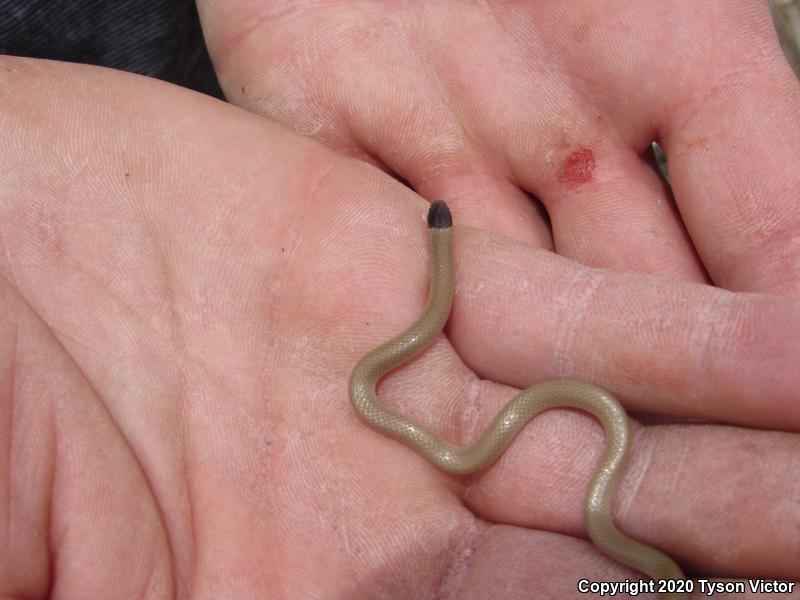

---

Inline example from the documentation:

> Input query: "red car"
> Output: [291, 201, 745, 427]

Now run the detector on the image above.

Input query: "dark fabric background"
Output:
[0, 0, 223, 98]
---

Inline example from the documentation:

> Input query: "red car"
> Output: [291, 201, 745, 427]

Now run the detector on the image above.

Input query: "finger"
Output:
[415, 170, 554, 250]
[349, 331, 799, 578]
[455, 526, 650, 600]
[529, 141, 707, 280]
[657, 2, 800, 294]
[455, 527, 798, 599]
[336, 225, 797, 579]
[197, 1, 556, 248]
[464, 408, 800, 578]
[449, 226, 800, 430]
[330, 196, 797, 579]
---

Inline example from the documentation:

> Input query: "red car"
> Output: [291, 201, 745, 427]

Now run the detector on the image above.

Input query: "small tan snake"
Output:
[349, 200, 686, 597]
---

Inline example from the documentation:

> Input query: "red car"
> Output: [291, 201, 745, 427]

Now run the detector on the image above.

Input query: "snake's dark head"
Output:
[427, 200, 452, 229]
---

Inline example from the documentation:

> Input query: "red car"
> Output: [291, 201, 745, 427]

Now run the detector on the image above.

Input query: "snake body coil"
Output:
[349, 200, 685, 597]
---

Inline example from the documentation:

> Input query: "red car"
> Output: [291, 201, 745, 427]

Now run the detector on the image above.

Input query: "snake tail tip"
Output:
[427, 200, 452, 229]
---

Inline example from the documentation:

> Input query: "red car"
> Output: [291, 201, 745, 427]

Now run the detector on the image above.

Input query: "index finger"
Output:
[448, 226, 800, 431]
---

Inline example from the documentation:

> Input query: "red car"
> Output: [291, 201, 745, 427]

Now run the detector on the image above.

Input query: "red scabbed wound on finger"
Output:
[557, 146, 596, 188]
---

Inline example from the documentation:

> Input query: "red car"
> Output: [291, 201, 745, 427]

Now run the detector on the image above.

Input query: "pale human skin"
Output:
[197, 0, 800, 293]
[196, 1, 800, 592]
[0, 12, 799, 600]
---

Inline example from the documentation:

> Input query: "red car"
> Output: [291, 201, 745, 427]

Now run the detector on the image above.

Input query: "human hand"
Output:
[0, 57, 797, 599]
[198, 0, 800, 293]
